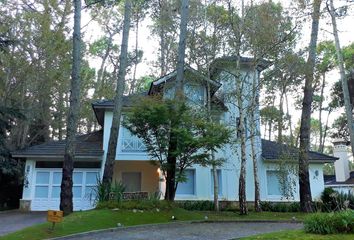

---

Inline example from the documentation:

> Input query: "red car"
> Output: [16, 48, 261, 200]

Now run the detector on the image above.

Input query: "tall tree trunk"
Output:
[60, 0, 81, 216]
[318, 73, 325, 152]
[251, 67, 261, 212]
[165, 0, 189, 201]
[238, 107, 248, 215]
[175, 0, 189, 95]
[159, 0, 167, 76]
[322, 108, 332, 149]
[102, 0, 132, 185]
[212, 163, 219, 211]
[328, 0, 354, 157]
[58, 92, 64, 141]
[298, 0, 322, 213]
[277, 92, 284, 143]
[268, 121, 271, 140]
[207, 73, 219, 211]
[130, 14, 140, 94]
[285, 93, 294, 146]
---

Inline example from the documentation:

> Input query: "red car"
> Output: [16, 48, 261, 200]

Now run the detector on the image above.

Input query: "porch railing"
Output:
[121, 138, 146, 152]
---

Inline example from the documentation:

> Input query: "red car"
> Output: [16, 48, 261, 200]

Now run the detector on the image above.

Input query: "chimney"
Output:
[333, 139, 350, 182]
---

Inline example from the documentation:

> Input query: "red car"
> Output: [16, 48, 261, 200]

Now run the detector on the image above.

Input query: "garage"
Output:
[31, 168, 100, 211]
[12, 131, 104, 211]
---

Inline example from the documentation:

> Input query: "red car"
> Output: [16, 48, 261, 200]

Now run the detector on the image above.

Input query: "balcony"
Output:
[121, 137, 146, 153]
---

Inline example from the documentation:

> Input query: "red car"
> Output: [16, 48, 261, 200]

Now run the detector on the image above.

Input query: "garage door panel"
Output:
[32, 169, 100, 211]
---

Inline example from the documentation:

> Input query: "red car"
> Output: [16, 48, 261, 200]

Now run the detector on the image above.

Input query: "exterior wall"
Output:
[112, 161, 159, 193]
[260, 162, 325, 201]
[22, 159, 36, 201]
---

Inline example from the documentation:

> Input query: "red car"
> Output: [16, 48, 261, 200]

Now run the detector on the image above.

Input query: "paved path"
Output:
[0, 210, 47, 236]
[58, 221, 303, 240]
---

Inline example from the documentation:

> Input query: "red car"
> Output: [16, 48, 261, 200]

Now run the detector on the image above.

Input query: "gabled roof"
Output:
[261, 139, 338, 163]
[12, 131, 104, 159]
[148, 65, 221, 95]
[324, 171, 354, 186]
[211, 56, 272, 72]
[92, 92, 148, 126]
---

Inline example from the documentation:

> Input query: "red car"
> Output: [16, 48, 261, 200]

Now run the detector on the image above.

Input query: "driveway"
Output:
[56, 221, 303, 240]
[0, 210, 47, 236]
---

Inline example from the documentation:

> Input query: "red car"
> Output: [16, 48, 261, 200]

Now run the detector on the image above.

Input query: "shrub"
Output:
[176, 201, 215, 211]
[91, 179, 125, 204]
[321, 188, 354, 212]
[304, 210, 354, 234]
[260, 202, 300, 212]
[259, 201, 272, 211]
[96, 199, 174, 210]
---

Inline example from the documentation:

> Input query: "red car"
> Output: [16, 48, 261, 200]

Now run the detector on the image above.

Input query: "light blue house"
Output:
[13, 57, 337, 211]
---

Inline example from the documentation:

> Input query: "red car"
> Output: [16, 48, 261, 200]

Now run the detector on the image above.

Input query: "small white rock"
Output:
[112, 208, 119, 211]
[171, 215, 175, 220]
[133, 209, 137, 213]
[139, 210, 144, 213]
[156, 208, 160, 212]
[204, 216, 208, 220]
[117, 223, 122, 227]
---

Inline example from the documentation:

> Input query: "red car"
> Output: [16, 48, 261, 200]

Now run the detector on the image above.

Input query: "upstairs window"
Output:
[184, 83, 204, 105]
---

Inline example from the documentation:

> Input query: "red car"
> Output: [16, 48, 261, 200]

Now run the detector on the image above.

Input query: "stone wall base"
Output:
[19, 199, 31, 211]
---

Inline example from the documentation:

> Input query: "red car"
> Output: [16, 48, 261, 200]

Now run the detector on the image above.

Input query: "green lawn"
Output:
[240, 229, 354, 240]
[0, 209, 309, 240]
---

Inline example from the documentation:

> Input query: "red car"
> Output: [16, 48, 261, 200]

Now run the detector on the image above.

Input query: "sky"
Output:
[81, 0, 354, 147]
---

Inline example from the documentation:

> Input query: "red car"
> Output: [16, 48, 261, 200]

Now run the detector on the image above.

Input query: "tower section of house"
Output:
[324, 139, 354, 194]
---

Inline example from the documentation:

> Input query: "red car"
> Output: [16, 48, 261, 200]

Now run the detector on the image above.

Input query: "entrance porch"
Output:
[112, 161, 163, 196]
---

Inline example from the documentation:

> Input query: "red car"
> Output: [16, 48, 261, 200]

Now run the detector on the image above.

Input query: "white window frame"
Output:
[266, 170, 283, 199]
[176, 169, 196, 196]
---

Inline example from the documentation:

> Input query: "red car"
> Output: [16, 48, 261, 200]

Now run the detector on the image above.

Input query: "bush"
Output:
[304, 210, 354, 234]
[260, 202, 300, 212]
[96, 199, 174, 210]
[91, 179, 125, 204]
[321, 188, 354, 212]
[176, 201, 215, 211]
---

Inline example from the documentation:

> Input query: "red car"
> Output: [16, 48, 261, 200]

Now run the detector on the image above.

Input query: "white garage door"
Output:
[31, 169, 100, 211]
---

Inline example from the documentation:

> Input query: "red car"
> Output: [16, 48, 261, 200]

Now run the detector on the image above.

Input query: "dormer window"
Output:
[184, 83, 204, 105]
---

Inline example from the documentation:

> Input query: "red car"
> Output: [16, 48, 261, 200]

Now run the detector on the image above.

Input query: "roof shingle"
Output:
[12, 131, 103, 158]
[261, 139, 338, 163]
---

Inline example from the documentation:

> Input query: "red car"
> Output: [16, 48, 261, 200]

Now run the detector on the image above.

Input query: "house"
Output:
[324, 139, 354, 194]
[12, 57, 337, 211]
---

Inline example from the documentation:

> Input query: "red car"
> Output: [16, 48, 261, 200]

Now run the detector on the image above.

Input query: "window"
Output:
[85, 172, 100, 199]
[51, 172, 62, 198]
[210, 169, 222, 196]
[164, 86, 175, 99]
[176, 169, 195, 195]
[266, 170, 282, 196]
[184, 83, 204, 105]
[34, 170, 100, 201]
[122, 172, 142, 192]
[35, 172, 50, 198]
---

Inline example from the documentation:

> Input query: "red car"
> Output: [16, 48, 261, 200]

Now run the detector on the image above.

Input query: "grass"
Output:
[0, 209, 308, 240]
[240, 229, 354, 240]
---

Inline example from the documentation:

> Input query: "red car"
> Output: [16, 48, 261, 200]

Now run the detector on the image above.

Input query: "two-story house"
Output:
[13, 57, 337, 211]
